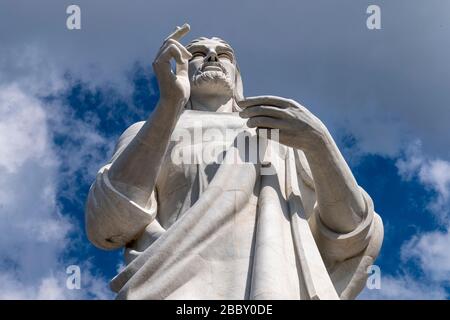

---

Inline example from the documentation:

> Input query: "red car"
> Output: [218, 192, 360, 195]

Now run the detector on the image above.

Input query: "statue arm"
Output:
[107, 98, 184, 208]
[85, 25, 192, 250]
[85, 121, 163, 250]
[239, 95, 366, 233]
[303, 131, 366, 233]
[107, 24, 192, 208]
[295, 150, 384, 299]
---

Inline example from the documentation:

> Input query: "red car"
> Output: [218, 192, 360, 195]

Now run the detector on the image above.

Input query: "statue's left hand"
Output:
[238, 96, 329, 152]
[239, 96, 368, 234]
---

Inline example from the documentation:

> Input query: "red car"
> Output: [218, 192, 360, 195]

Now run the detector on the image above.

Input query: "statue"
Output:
[85, 24, 383, 300]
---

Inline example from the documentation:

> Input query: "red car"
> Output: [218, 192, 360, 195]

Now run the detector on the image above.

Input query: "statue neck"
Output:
[189, 94, 234, 113]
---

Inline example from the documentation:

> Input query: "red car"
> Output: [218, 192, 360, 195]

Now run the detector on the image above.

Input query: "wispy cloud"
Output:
[0, 80, 113, 299]
[1, 1, 450, 300]
[401, 230, 450, 284]
[360, 274, 448, 300]
[361, 141, 450, 299]
[397, 141, 450, 222]
[396, 143, 450, 287]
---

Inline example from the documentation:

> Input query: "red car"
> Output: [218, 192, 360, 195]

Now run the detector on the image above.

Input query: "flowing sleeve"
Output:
[295, 149, 384, 299]
[85, 121, 158, 250]
[310, 188, 384, 299]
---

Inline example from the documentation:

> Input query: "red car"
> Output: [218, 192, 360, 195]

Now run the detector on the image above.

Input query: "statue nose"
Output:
[206, 51, 218, 62]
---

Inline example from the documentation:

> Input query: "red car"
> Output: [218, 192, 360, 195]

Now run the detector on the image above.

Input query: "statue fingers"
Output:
[155, 43, 184, 65]
[238, 95, 295, 109]
[240, 105, 290, 119]
[246, 116, 291, 130]
[156, 24, 191, 62]
[165, 39, 192, 61]
[164, 23, 190, 42]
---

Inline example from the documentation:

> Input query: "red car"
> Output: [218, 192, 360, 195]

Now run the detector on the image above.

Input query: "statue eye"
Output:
[218, 53, 232, 61]
[191, 52, 205, 59]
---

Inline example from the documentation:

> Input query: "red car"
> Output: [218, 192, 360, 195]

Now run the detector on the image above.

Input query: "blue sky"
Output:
[0, 1, 449, 299]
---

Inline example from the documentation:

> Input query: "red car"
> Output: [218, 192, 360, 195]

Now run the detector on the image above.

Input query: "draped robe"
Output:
[85, 110, 383, 300]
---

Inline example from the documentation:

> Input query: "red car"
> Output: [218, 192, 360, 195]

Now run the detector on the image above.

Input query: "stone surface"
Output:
[85, 24, 383, 300]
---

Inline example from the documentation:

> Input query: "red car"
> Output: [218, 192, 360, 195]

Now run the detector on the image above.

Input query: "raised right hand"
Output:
[152, 24, 192, 107]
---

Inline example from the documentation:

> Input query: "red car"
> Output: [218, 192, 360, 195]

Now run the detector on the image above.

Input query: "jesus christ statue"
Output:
[85, 24, 383, 300]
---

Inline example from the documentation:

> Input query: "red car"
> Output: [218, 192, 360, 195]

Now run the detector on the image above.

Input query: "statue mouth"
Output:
[203, 66, 222, 72]
[201, 62, 226, 74]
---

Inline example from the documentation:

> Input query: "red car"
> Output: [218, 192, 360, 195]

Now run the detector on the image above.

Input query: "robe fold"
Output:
[85, 110, 383, 300]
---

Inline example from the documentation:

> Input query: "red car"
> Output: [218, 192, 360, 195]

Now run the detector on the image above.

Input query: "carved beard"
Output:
[191, 67, 234, 96]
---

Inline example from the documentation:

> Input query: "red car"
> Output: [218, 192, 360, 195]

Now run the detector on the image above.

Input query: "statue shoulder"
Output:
[119, 121, 146, 142]
[110, 121, 146, 162]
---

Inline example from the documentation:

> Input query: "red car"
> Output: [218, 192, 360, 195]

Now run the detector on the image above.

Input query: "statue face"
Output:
[187, 38, 237, 98]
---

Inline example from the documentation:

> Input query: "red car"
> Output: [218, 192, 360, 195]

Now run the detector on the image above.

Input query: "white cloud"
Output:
[0, 83, 113, 299]
[418, 160, 450, 218]
[1, 0, 450, 300]
[0, 85, 54, 173]
[356, 141, 450, 299]
[396, 141, 450, 221]
[362, 141, 450, 299]
[1, 1, 450, 159]
[46, 98, 115, 202]
[401, 230, 450, 284]
[395, 141, 424, 180]
[359, 275, 448, 300]
[0, 267, 113, 300]
[37, 277, 67, 300]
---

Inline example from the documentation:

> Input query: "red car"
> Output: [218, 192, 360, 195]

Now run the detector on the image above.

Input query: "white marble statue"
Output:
[85, 24, 383, 300]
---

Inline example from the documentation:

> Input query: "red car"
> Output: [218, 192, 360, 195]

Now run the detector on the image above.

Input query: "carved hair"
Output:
[186, 37, 244, 111]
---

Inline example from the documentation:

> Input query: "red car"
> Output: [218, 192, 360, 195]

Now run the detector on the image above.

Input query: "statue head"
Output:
[185, 37, 243, 111]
